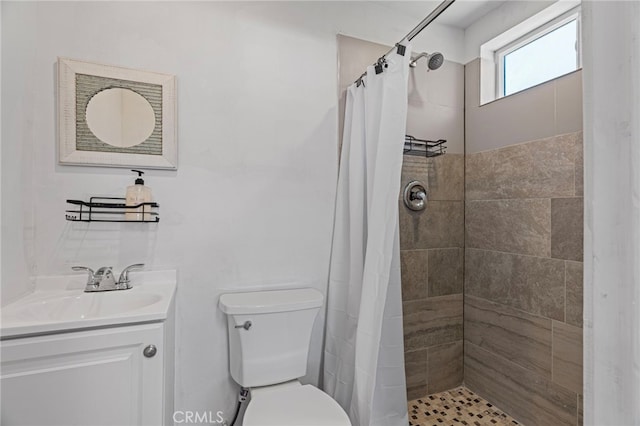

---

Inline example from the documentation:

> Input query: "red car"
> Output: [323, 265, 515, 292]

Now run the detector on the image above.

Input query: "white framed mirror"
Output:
[58, 57, 177, 169]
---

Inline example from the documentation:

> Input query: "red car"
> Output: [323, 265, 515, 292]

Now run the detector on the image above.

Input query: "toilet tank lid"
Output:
[219, 288, 323, 315]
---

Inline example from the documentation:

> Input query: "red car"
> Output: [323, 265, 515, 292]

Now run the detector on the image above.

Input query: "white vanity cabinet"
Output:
[0, 319, 175, 426]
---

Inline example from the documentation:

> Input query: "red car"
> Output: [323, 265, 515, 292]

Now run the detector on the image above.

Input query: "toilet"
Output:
[219, 288, 351, 426]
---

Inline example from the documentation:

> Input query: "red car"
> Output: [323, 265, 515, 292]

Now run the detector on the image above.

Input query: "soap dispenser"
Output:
[125, 169, 153, 221]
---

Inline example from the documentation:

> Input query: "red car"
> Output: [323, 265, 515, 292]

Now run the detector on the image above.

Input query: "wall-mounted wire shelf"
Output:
[66, 197, 159, 223]
[404, 135, 447, 157]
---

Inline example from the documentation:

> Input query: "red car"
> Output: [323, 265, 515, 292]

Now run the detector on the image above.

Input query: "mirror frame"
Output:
[58, 57, 177, 169]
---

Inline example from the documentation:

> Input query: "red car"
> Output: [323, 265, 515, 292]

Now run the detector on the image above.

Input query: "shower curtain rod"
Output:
[354, 0, 456, 84]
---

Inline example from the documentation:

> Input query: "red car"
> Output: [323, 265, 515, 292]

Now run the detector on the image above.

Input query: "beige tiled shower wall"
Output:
[400, 154, 465, 399]
[337, 35, 465, 400]
[399, 56, 465, 399]
[464, 58, 584, 426]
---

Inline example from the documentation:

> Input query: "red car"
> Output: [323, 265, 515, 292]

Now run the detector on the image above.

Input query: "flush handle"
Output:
[235, 321, 252, 330]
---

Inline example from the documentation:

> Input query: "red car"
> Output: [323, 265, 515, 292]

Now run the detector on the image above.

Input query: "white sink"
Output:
[3, 292, 163, 322]
[1, 270, 176, 339]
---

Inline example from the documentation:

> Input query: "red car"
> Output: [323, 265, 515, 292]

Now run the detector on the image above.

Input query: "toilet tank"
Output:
[219, 288, 323, 388]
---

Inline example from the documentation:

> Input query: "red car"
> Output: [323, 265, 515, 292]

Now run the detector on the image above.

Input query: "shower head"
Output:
[409, 52, 445, 70]
[427, 52, 444, 70]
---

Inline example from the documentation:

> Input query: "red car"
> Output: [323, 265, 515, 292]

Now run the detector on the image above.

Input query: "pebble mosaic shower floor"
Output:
[408, 386, 521, 426]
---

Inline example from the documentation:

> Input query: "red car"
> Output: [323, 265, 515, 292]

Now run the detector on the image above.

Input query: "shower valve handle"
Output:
[403, 181, 427, 211]
[411, 190, 426, 201]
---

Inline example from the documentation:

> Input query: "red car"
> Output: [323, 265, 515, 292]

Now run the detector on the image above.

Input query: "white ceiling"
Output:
[373, 1, 507, 29]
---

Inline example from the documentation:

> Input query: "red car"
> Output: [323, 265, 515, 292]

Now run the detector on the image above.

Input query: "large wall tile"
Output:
[427, 341, 463, 393]
[555, 71, 583, 136]
[409, 60, 464, 110]
[465, 135, 578, 200]
[401, 156, 428, 202]
[574, 132, 584, 196]
[552, 321, 583, 394]
[407, 58, 464, 155]
[551, 197, 584, 261]
[578, 394, 583, 425]
[464, 58, 480, 110]
[400, 250, 429, 301]
[565, 261, 584, 327]
[466, 74, 556, 154]
[465, 249, 565, 320]
[401, 154, 464, 202]
[465, 342, 578, 426]
[400, 201, 464, 250]
[465, 296, 552, 377]
[465, 62, 582, 155]
[403, 294, 463, 351]
[404, 348, 428, 400]
[466, 199, 551, 257]
[428, 248, 463, 296]
[406, 103, 464, 155]
[426, 154, 464, 202]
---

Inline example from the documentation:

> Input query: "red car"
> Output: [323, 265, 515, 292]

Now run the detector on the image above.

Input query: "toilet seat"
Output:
[243, 381, 351, 426]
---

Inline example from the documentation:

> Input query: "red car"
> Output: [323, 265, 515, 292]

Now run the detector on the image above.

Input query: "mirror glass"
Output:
[85, 88, 155, 148]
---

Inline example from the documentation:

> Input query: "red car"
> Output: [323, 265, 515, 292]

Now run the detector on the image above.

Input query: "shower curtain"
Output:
[323, 41, 411, 426]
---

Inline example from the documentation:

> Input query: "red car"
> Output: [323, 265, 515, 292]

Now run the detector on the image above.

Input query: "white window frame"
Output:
[496, 7, 582, 98]
[478, 1, 582, 105]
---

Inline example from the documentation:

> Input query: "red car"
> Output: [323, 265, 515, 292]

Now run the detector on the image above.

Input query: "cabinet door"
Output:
[1, 323, 165, 426]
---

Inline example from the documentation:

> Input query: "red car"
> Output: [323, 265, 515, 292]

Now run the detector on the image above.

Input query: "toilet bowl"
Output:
[219, 288, 351, 426]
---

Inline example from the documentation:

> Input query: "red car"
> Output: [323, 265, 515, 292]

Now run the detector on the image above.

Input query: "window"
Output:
[497, 8, 581, 97]
[478, 3, 582, 104]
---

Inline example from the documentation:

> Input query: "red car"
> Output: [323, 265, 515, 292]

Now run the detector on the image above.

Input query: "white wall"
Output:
[462, 0, 555, 64]
[0, 2, 3, 304]
[0, 1, 464, 420]
[335, 7, 465, 65]
[582, 2, 640, 424]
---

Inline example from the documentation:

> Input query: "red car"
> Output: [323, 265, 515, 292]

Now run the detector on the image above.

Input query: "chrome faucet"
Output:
[72, 264, 144, 292]
[118, 263, 145, 289]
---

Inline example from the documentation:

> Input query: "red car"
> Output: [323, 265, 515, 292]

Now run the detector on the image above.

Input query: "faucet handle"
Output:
[118, 263, 145, 288]
[72, 266, 95, 282]
[72, 265, 95, 275]
[72, 266, 99, 290]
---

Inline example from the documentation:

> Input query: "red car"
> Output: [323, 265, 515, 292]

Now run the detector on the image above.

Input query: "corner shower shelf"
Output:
[404, 135, 447, 157]
[65, 197, 159, 223]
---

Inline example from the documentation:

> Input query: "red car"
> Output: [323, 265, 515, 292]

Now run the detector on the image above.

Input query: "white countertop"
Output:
[1, 270, 177, 339]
